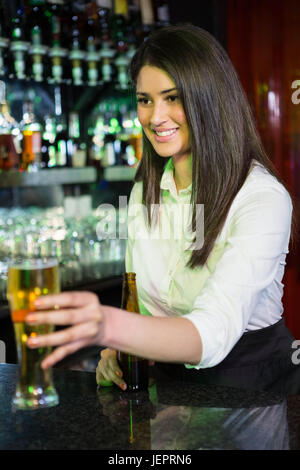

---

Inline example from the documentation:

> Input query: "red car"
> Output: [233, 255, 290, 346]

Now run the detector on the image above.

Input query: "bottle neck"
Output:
[121, 273, 140, 313]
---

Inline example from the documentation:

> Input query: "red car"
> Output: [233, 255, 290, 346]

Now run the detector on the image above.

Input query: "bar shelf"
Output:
[0, 167, 97, 188]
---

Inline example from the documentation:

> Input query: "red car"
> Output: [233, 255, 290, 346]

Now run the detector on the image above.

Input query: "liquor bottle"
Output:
[49, 85, 67, 167]
[153, 0, 170, 27]
[9, 1, 29, 80]
[0, 28, 9, 79]
[20, 99, 42, 170]
[68, 111, 87, 168]
[99, 101, 119, 167]
[0, 81, 20, 171]
[126, 0, 142, 52]
[101, 132, 116, 167]
[120, 106, 142, 165]
[46, 0, 67, 85]
[85, 2, 100, 87]
[117, 272, 149, 392]
[99, 43, 115, 83]
[0, 4, 9, 78]
[111, 0, 128, 51]
[54, 117, 68, 167]
[112, 0, 130, 90]
[28, 0, 48, 82]
[96, 0, 112, 43]
[114, 54, 130, 90]
[139, 0, 155, 40]
[97, 0, 115, 83]
[41, 114, 56, 168]
[69, 3, 86, 86]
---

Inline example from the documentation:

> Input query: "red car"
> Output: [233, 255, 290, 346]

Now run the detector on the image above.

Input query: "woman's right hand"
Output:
[96, 348, 127, 391]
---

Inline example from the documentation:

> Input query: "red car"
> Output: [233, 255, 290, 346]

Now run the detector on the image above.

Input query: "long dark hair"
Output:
[129, 24, 296, 268]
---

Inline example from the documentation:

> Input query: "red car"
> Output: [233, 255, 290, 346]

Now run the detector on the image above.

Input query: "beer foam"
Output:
[9, 258, 58, 270]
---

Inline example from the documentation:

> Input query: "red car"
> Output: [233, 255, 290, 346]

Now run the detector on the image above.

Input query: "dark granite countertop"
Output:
[1, 363, 300, 450]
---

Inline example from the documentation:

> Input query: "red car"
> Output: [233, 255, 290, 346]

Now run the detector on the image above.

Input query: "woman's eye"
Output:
[136, 95, 179, 105]
[167, 95, 179, 102]
[137, 98, 151, 105]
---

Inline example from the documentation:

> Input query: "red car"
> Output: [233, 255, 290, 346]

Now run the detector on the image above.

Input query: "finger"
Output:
[96, 360, 109, 385]
[99, 349, 123, 380]
[97, 353, 126, 390]
[27, 321, 100, 348]
[96, 370, 114, 387]
[98, 370, 127, 391]
[100, 365, 126, 390]
[107, 352, 123, 378]
[41, 338, 89, 369]
[34, 291, 99, 310]
[25, 306, 102, 326]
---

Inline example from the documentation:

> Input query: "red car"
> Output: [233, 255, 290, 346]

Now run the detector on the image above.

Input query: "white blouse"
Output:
[125, 159, 293, 369]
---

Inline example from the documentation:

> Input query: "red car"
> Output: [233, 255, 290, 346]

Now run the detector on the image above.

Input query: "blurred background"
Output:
[0, 0, 299, 366]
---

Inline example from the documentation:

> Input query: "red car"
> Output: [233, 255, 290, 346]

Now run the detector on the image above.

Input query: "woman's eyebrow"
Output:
[136, 87, 177, 96]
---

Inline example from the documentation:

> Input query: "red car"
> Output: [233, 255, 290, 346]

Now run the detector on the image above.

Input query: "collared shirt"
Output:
[125, 158, 293, 369]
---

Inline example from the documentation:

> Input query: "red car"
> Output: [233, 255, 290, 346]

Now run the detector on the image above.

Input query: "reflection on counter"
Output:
[96, 377, 289, 451]
[150, 402, 289, 450]
[97, 388, 155, 450]
[1, 364, 297, 450]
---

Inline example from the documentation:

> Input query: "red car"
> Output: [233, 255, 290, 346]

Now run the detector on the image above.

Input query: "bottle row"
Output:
[0, 0, 170, 88]
[0, 80, 142, 172]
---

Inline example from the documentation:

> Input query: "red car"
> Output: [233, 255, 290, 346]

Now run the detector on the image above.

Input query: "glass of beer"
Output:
[7, 256, 60, 410]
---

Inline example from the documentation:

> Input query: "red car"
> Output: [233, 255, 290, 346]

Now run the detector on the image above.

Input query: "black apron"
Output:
[156, 318, 300, 395]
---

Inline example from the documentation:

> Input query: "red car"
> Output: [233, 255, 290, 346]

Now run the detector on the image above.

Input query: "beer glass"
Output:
[7, 257, 60, 410]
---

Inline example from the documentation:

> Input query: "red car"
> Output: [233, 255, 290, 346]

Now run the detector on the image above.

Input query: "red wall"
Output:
[226, 0, 300, 337]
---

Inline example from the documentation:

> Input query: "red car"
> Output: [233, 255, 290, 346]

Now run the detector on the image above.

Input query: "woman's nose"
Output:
[150, 102, 168, 126]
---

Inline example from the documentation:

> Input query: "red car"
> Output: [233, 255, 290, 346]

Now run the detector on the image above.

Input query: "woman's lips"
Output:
[152, 128, 179, 143]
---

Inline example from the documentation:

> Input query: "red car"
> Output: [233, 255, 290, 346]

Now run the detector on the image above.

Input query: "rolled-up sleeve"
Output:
[183, 183, 293, 369]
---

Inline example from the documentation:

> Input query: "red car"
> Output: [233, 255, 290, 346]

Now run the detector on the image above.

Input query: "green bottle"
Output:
[117, 273, 149, 392]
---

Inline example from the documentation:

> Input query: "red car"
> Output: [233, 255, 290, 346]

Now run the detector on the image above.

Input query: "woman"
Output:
[26, 24, 297, 392]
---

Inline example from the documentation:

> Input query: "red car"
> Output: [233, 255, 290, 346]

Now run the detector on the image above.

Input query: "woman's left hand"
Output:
[25, 291, 104, 370]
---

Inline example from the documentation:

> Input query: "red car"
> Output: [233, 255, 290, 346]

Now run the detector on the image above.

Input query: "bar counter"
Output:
[1, 363, 300, 451]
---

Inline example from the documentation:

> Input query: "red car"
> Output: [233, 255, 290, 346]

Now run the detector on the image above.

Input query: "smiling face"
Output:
[136, 65, 191, 162]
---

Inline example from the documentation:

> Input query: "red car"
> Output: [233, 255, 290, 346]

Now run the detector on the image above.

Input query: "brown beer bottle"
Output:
[117, 273, 149, 392]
